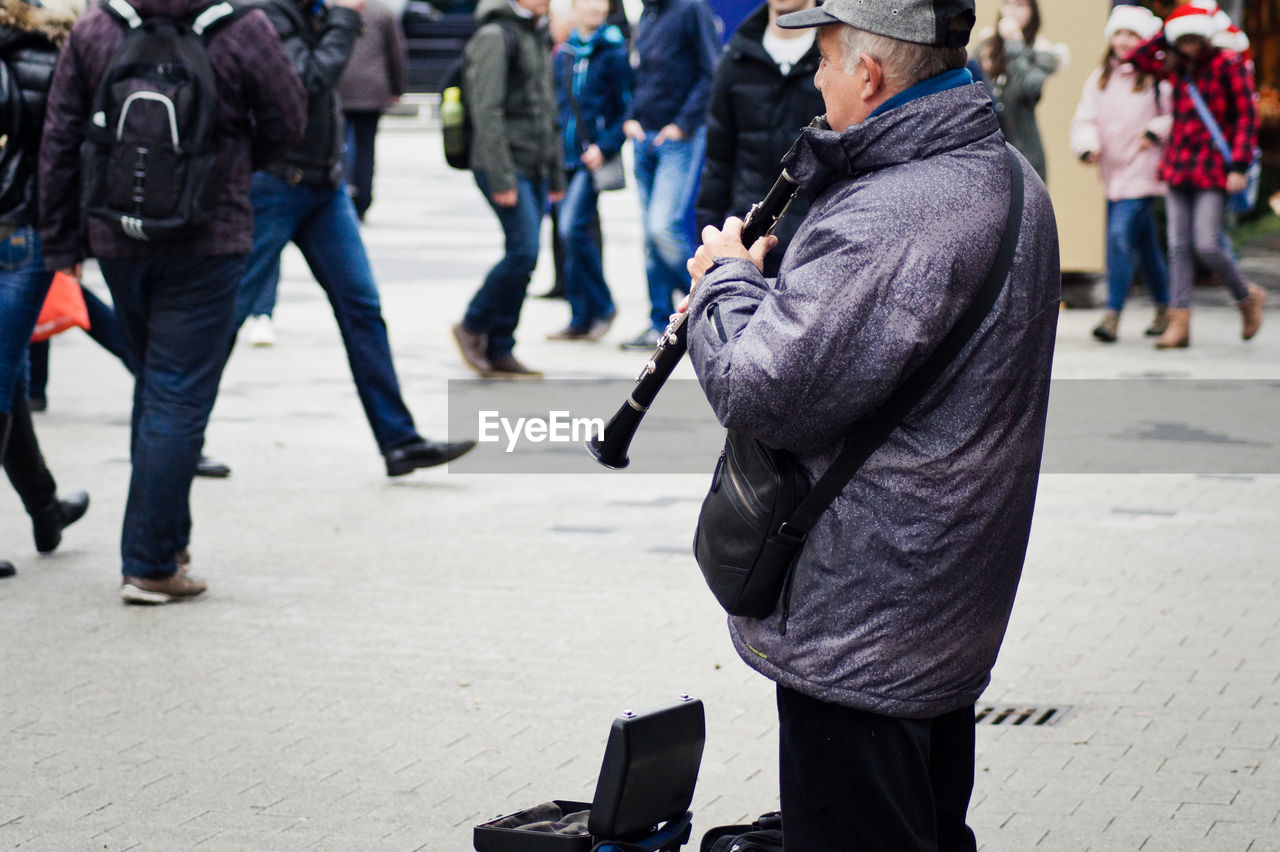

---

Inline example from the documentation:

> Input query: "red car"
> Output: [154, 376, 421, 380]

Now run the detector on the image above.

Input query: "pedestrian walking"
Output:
[546, 0, 629, 342]
[695, 0, 824, 278]
[238, 0, 475, 472]
[1126, 2, 1263, 348]
[0, 0, 92, 582]
[682, 0, 1060, 845]
[337, 0, 406, 222]
[39, 0, 307, 603]
[618, 0, 719, 350]
[1069, 4, 1172, 343]
[450, 0, 564, 378]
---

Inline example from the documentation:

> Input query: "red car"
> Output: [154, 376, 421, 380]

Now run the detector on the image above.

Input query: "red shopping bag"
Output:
[30, 272, 89, 342]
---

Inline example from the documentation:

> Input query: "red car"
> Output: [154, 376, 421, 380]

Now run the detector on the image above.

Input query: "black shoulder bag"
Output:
[693, 145, 1026, 627]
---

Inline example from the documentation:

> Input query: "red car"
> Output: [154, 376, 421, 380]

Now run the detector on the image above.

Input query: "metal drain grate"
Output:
[974, 705, 1069, 727]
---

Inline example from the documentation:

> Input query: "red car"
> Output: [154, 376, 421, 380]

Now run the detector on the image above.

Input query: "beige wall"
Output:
[974, 0, 1108, 273]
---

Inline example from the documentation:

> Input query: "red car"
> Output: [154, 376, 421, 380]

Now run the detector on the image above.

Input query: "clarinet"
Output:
[586, 116, 828, 470]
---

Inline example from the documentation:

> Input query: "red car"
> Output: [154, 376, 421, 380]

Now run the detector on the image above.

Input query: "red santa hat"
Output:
[1211, 23, 1250, 55]
[1163, 3, 1227, 43]
[1105, 5, 1162, 42]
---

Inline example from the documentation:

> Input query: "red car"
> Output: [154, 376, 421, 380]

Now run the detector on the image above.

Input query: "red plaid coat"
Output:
[1128, 38, 1257, 191]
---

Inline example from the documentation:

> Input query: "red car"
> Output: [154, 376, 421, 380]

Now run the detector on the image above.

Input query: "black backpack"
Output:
[699, 812, 783, 852]
[80, 0, 246, 242]
[439, 20, 517, 171]
[0, 54, 26, 215]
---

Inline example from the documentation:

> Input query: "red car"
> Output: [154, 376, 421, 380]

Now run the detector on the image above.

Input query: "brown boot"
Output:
[1145, 304, 1169, 337]
[1092, 310, 1120, 342]
[1239, 283, 1266, 341]
[451, 323, 493, 375]
[1154, 308, 1191, 349]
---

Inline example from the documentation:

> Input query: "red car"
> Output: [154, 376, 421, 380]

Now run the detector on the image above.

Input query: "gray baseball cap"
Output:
[777, 0, 976, 47]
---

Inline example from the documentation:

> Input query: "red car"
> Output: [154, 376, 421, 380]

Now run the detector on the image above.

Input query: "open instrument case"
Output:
[474, 696, 705, 852]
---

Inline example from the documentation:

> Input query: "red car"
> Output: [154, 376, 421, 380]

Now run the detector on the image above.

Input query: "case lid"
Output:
[587, 696, 705, 839]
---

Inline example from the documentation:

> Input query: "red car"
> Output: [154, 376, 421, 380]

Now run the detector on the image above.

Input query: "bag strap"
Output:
[564, 53, 597, 148]
[102, 0, 246, 37]
[1182, 78, 1236, 165]
[778, 144, 1025, 542]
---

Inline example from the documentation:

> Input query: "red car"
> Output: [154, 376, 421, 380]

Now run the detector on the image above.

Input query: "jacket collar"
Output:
[783, 81, 1000, 195]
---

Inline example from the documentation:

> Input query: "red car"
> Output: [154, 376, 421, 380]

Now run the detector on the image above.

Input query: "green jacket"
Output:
[465, 0, 564, 193]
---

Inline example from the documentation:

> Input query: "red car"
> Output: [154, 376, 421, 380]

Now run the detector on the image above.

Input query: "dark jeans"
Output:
[777, 685, 978, 852]
[99, 254, 244, 579]
[28, 284, 132, 402]
[0, 226, 53, 412]
[463, 171, 548, 359]
[343, 110, 381, 219]
[236, 173, 419, 454]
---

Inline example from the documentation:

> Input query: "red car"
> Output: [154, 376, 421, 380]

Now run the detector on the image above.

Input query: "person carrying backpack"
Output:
[0, 0, 90, 580]
[449, 0, 565, 378]
[38, 0, 307, 604]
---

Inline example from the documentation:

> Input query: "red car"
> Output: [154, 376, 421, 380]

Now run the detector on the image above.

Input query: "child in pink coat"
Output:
[1070, 5, 1172, 343]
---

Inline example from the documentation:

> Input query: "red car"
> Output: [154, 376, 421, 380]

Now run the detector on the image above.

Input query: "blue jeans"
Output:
[632, 128, 706, 330]
[559, 168, 615, 332]
[99, 254, 244, 579]
[1105, 198, 1169, 312]
[0, 227, 53, 412]
[237, 173, 419, 453]
[463, 171, 548, 358]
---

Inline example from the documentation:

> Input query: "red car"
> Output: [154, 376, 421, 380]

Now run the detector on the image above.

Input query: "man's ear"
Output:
[859, 51, 884, 101]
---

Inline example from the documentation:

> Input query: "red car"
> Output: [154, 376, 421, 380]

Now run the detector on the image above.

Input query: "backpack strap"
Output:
[103, 0, 143, 29]
[191, 1, 249, 39]
[101, 0, 247, 38]
[777, 144, 1027, 544]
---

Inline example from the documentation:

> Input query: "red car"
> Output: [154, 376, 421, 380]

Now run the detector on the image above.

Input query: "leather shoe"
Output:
[452, 323, 493, 375]
[487, 353, 543, 379]
[195, 454, 231, 478]
[32, 491, 89, 554]
[0, 560, 14, 578]
[385, 438, 476, 477]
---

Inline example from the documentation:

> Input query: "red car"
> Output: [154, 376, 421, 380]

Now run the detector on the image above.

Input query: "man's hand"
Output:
[679, 218, 776, 311]
[1226, 171, 1247, 195]
[58, 263, 82, 280]
[653, 124, 685, 146]
[622, 120, 645, 141]
[336, 0, 367, 10]
[491, 189, 518, 207]
[549, 190, 565, 204]
[580, 144, 604, 172]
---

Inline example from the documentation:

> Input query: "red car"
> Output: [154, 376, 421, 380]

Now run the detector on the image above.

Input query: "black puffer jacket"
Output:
[694, 4, 823, 276]
[259, 0, 361, 188]
[0, 0, 76, 227]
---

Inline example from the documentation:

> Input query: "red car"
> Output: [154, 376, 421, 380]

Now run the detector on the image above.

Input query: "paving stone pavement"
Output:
[2, 117, 1278, 852]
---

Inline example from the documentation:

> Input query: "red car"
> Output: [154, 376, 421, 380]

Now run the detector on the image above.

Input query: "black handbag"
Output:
[692, 145, 1026, 625]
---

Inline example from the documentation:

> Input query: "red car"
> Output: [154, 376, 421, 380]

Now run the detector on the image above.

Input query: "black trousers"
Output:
[777, 685, 978, 852]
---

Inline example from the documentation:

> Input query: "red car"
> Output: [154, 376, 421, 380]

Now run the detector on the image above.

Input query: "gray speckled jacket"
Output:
[685, 81, 1060, 719]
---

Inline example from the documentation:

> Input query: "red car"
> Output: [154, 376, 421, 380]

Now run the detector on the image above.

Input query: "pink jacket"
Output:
[1070, 60, 1172, 201]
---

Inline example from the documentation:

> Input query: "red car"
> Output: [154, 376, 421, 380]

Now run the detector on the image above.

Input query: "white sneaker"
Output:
[247, 315, 275, 347]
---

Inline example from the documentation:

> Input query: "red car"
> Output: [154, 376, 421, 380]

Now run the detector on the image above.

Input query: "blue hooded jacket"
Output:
[554, 23, 631, 168]
[630, 0, 719, 134]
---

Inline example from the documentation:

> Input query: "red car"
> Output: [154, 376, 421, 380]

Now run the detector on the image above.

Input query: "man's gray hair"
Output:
[839, 27, 968, 91]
